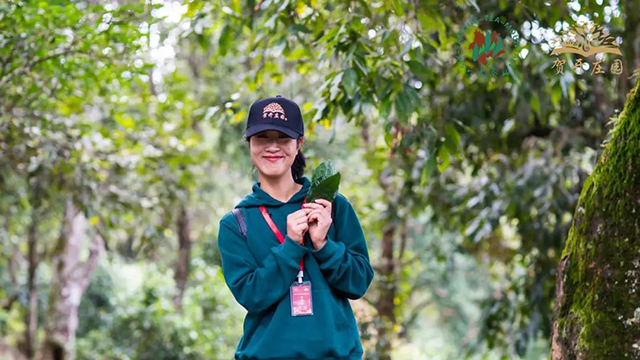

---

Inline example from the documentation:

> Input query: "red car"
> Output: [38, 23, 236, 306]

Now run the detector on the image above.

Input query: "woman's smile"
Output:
[264, 156, 284, 162]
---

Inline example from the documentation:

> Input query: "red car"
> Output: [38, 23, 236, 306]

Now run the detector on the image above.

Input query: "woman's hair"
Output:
[290, 141, 306, 181]
[246, 135, 306, 181]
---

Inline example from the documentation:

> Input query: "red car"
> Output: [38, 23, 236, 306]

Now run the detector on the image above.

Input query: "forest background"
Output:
[1, 0, 639, 359]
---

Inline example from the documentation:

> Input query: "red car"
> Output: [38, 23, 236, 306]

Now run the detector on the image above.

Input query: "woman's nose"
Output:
[265, 139, 282, 148]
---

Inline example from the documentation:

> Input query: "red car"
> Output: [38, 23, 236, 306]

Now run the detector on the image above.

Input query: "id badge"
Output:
[290, 281, 313, 316]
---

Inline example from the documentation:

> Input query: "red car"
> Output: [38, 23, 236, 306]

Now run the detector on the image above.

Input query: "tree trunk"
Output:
[360, 120, 401, 360]
[39, 199, 104, 360]
[551, 79, 640, 358]
[619, 0, 640, 103]
[0, 339, 28, 360]
[376, 222, 398, 360]
[173, 205, 192, 312]
[23, 213, 39, 360]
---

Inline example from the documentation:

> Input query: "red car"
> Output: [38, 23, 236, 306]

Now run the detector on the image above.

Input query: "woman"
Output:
[217, 95, 375, 360]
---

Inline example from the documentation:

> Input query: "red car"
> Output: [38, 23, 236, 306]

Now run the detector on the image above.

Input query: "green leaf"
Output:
[342, 68, 358, 97]
[384, 132, 394, 148]
[392, 0, 405, 16]
[407, 60, 431, 79]
[307, 161, 341, 203]
[231, 0, 241, 14]
[437, 144, 450, 172]
[552, 86, 561, 109]
[219, 23, 232, 56]
[290, 24, 312, 34]
[185, 2, 204, 18]
[287, 47, 308, 61]
[401, 39, 413, 56]
[380, 98, 392, 120]
[531, 93, 541, 118]
[394, 90, 411, 124]
[444, 124, 461, 157]
[422, 156, 437, 186]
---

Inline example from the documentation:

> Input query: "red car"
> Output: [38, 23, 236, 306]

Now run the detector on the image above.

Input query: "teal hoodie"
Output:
[217, 176, 375, 360]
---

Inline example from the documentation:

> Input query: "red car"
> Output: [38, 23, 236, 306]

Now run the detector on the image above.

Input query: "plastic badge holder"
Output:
[290, 281, 313, 316]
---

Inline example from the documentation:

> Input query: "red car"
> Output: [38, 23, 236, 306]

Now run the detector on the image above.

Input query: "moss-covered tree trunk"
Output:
[551, 78, 640, 359]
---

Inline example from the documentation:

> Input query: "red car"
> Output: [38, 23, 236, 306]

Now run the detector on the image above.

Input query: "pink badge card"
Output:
[290, 281, 313, 316]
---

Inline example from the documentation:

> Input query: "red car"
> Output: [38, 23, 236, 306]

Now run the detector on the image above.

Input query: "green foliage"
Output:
[75, 258, 243, 359]
[0, 0, 637, 359]
[307, 161, 341, 203]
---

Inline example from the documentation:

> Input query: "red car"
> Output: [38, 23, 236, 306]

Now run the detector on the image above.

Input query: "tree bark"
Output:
[21, 184, 42, 360]
[173, 205, 192, 312]
[39, 198, 104, 360]
[551, 79, 640, 358]
[376, 221, 398, 360]
[360, 120, 401, 360]
[619, 0, 640, 104]
[0, 339, 28, 360]
[24, 215, 39, 360]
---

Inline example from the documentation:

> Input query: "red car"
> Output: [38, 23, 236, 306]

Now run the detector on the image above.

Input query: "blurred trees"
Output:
[187, 0, 636, 358]
[0, 0, 638, 359]
[1, 1, 154, 357]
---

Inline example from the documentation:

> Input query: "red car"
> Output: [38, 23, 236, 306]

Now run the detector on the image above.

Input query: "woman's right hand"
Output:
[287, 208, 314, 244]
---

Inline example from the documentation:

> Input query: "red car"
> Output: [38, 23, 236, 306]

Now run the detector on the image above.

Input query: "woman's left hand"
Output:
[303, 199, 332, 250]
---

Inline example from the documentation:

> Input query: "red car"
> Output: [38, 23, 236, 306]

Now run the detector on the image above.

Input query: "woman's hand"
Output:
[302, 199, 332, 250]
[286, 208, 314, 244]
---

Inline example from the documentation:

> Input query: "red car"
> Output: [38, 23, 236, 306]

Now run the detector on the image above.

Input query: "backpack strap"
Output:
[232, 208, 247, 239]
[331, 201, 336, 221]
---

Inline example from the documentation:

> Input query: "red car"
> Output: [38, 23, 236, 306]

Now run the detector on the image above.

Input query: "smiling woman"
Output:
[252, 131, 300, 167]
[216, 95, 374, 360]
[248, 128, 306, 202]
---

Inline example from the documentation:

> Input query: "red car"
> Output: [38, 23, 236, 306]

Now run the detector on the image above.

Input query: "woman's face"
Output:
[249, 130, 303, 178]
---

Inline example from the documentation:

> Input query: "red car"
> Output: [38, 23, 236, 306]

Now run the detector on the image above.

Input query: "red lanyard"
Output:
[259, 197, 307, 282]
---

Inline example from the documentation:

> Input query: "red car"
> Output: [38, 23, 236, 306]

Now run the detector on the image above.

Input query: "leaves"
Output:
[219, 22, 232, 56]
[342, 68, 358, 98]
[0, 1, 633, 359]
[307, 161, 341, 203]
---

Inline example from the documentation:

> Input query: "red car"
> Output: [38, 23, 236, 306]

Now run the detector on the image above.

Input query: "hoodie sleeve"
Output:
[310, 194, 375, 299]
[217, 211, 307, 313]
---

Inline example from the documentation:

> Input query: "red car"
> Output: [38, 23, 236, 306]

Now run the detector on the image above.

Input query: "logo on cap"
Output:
[262, 102, 288, 121]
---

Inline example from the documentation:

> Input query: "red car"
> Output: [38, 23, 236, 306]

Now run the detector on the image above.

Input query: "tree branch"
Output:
[398, 217, 409, 261]
[78, 234, 104, 291]
[398, 297, 432, 339]
[0, 40, 78, 88]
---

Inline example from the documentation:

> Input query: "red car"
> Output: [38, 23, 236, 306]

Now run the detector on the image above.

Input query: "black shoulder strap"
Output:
[232, 208, 247, 239]
[332, 200, 336, 220]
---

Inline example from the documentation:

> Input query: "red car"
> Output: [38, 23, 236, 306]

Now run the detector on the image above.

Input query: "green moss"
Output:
[554, 79, 640, 358]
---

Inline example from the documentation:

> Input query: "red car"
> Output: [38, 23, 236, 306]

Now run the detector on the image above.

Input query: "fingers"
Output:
[302, 203, 324, 209]
[287, 209, 313, 243]
[313, 199, 332, 207]
[292, 208, 314, 218]
[288, 209, 313, 225]
[307, 209, 328, 223]
[303, 200, 331, 209]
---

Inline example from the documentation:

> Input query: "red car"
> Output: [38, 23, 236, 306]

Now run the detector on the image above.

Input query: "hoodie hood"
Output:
[236, 176, 311, 208]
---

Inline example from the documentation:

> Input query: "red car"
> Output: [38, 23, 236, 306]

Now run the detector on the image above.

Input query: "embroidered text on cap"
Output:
[263, 102, 288, 120]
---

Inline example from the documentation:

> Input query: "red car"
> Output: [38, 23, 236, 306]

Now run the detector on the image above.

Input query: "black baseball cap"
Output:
[245, 95, 304, 139]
